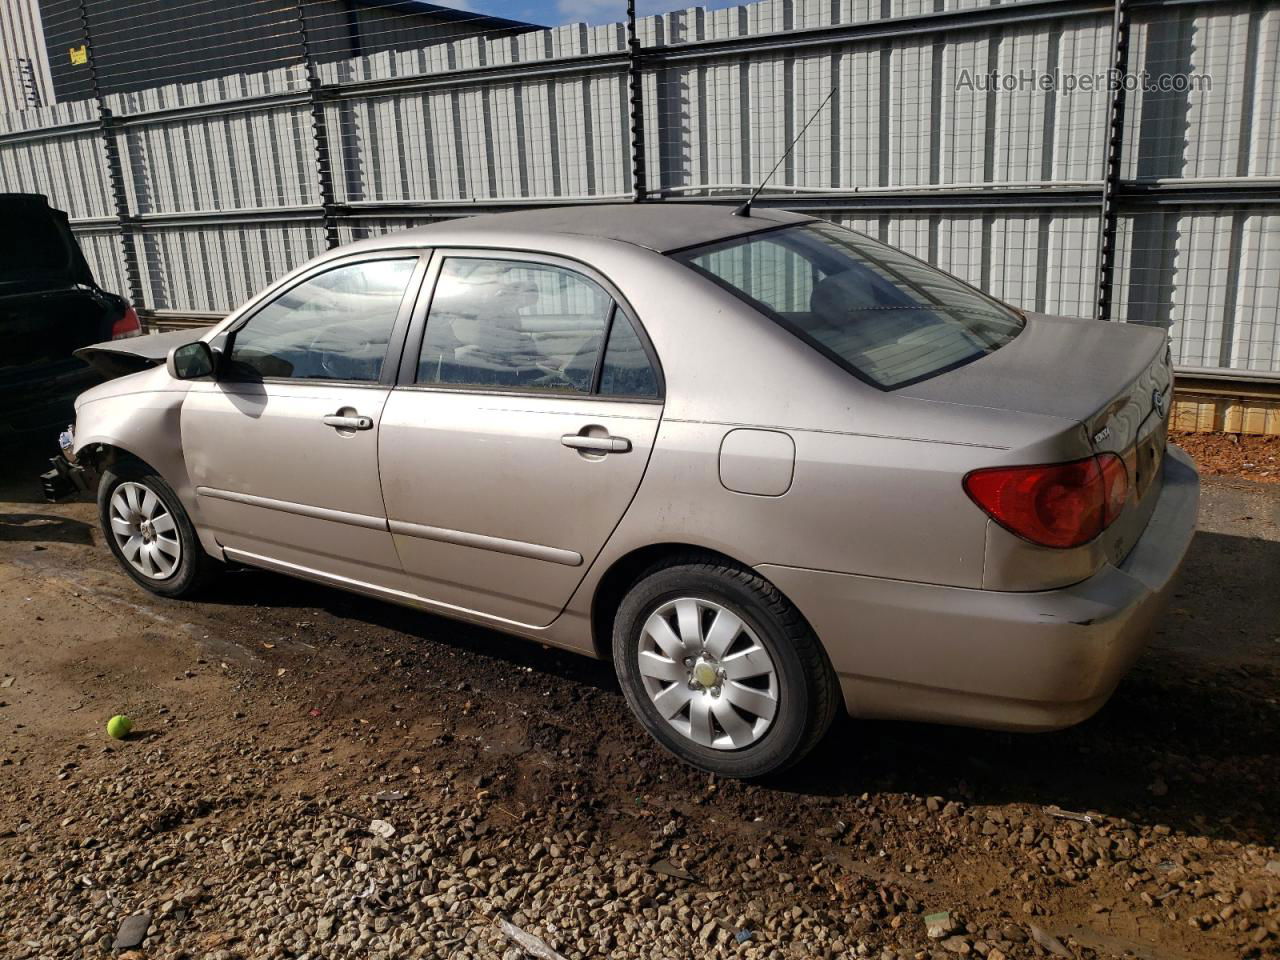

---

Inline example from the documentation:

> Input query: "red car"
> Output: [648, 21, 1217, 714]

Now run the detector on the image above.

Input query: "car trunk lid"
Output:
[1085, 337, 1173, 567]
[901, 311, 1172, 566]
[0, 287, 111, 375]
[898, 312, 1168, 423]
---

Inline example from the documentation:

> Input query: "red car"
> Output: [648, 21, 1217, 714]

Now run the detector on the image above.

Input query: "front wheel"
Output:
[612, 559, 839, 778]
[98, 463, 221, 598]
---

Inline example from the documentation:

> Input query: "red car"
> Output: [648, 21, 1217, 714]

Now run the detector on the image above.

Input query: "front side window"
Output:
[226, 258, 416, 382]
[674, 222, 1023, 389]
[417, 258, 614, 394]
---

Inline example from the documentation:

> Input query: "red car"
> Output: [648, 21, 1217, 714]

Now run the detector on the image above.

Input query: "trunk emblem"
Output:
[1153, 388, 1166, 417]
[1092, 425, 1111, 445]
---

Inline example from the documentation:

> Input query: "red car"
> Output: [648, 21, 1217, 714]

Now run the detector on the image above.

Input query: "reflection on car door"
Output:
[378, 252, 664, 627]
[181, 253, 425, 583]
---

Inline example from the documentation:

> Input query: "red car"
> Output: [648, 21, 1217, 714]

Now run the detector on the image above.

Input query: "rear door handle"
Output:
[561, 434, 631, 453]
[323, 413, 373, 431]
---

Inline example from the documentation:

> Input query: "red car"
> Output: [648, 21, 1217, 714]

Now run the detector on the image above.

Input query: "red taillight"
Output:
[1099, 453, 1129, 524]
[111, 304, 141, 340]
[963, 454, 1129, 549]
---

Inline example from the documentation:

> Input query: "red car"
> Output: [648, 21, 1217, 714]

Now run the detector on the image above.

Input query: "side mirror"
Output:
[167, 341, 215, 380]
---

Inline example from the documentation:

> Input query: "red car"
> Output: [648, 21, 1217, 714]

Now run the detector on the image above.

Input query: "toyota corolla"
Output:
[59, 205, 1199, 777]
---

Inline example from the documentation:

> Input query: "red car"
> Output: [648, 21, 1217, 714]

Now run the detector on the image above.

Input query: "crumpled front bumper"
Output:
[758, 445, 1201, 732]
[40, 452, 95, 502]
[40, 426, 98, 502]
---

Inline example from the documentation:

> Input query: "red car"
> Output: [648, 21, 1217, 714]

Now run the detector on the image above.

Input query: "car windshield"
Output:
[673, 222, 1024, 389]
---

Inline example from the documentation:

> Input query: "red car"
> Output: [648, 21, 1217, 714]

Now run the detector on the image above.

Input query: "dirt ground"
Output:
[1, 436, 1278, 960]
[1172, 433, 1280, 484]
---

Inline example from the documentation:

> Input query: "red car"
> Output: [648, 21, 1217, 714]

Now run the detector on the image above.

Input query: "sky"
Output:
[435, 0, 742, 29]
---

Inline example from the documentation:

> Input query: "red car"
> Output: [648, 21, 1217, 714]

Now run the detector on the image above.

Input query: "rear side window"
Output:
[599, 310, 659, 398]
[417, 257, 660, 399]
[674, 222, 1023, 389]
[226, 259, 415, 382]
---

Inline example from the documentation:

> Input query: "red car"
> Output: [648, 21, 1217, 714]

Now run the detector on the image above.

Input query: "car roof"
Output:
[362, 203, 816, 255]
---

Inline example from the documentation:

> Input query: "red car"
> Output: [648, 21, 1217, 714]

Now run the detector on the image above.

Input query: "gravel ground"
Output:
[1, 439, 1278, 960]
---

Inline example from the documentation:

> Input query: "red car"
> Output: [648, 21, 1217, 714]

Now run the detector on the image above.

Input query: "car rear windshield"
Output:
[673, 222, 1024, 389]
[0, 206, 73, 282]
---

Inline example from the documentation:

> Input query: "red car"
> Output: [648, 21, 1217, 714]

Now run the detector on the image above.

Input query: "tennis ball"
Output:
[106, 715, 133, 739]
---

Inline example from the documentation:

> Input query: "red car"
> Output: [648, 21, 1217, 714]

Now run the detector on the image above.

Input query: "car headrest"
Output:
[810, 268, 917, 319]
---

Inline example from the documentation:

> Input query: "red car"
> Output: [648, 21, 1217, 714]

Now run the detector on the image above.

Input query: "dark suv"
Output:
[1, 193, 139, 438]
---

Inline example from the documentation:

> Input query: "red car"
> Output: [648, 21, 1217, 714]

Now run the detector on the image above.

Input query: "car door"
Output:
[378, 250, 664, 627]
[181, 252, 426, 584]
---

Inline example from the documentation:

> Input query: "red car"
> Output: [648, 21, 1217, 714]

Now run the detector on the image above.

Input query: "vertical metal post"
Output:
[77, 0, 146, 311]
[1094, 0, 1131, 321]
[626, 0, 647, 202]
[297, 1, 340, 249]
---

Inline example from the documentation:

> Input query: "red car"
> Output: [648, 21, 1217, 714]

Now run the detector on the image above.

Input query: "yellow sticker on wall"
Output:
[69, 45, 87, 66]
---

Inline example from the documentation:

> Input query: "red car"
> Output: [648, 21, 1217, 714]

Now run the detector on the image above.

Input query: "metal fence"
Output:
[1, 0, 1277, 378]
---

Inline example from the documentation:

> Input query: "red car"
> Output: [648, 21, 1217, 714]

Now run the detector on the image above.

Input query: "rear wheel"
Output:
[612, 559, 839, 778]
[98, 463, 220, 598]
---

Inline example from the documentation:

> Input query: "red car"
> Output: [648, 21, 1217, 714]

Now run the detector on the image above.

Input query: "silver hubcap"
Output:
[638, 597, 779, 750]
[108, 482, 180, 580]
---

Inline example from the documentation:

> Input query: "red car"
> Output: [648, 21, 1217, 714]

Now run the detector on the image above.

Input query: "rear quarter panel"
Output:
[612, 420, 994, 585]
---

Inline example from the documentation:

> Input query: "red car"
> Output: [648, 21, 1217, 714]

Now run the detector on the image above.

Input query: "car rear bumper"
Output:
[757, 445, 1200, 732]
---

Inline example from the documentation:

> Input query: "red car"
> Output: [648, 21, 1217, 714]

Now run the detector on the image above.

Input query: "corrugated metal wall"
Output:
[0, 0, 54, 113]
[0, 0, 1277, 378]
[832, 212, 1102, 320]
[35, 0, 537, 104]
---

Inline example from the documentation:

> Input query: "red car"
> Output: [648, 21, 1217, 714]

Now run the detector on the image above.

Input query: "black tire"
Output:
[98, 462, 221, 598]
[612, 558, 840, 778]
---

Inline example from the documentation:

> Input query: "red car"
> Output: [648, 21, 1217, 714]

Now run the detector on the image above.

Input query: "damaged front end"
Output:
[40, 327, 211, 503]
[40, 425, 98, 502]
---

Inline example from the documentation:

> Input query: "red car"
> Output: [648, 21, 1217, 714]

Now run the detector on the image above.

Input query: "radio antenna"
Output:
[735, 83, 838, 217]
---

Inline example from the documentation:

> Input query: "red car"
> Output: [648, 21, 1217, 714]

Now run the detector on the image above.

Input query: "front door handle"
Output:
[323, 413, 373, 431]
[561, 433, 631, 453]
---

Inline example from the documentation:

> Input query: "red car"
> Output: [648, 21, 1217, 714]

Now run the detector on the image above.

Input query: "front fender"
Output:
[73, 373, 222, 560]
